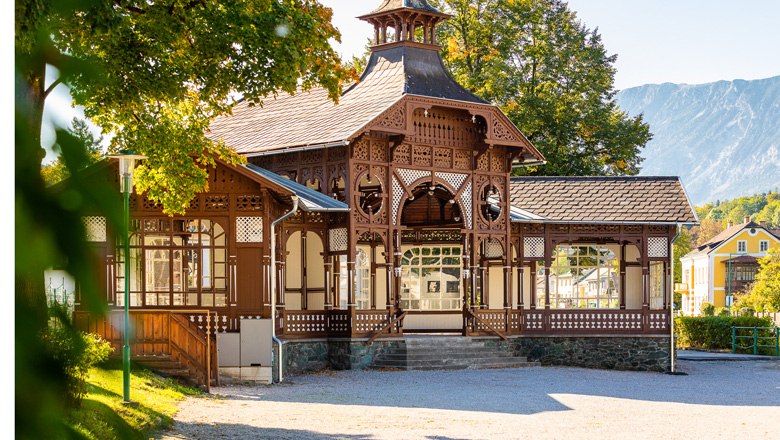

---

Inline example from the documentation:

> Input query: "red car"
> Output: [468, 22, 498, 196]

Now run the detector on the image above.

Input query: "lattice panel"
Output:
[398, 168, 431, 188]
[648, 237, 668, 258]
[524, 237, 544, 258]
[83, 216, 107, 242]
[460, 181, 473, 228]
[236, 217, 263, 243]
[392, 175, 404, 225]
[484, 240, 503, 259]
[329, 228, 348, 252]
[435, 172, 468, 192]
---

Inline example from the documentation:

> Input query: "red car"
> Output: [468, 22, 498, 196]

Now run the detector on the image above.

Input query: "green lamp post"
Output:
[109, 150, 146, 403]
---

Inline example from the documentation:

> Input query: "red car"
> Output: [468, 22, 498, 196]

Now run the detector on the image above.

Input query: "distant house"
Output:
[678, 219, 780, 315]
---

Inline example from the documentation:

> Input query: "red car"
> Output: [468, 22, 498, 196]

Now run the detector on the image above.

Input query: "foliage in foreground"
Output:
[434, 0, 651, 177]
[67, 365, 200, 440]
[675, 316, 774, 354]
[733, 249, 780, 313]
[43, 326, 114, 406]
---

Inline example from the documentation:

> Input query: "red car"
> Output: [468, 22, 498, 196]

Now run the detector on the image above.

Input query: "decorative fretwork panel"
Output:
[491, 117, 521, 142]
[370, 139, 387, 162]
[329, 227, 348, 252]
[648, 237, 669, 258]
[393, 144, 412, 164]
[484, 239, 504, 259]
[624, 225, 642, 234]
[375, 103, 406, 130]
[524, 237, 544, 259]
[283, 311, 328, 335]
[235, 195, 263, 211]
[453, 150, 471, 170]
[433, 147, 452, 168]
[204, 194, 229, 211]
[353, 139, 369, 161]
[460, 181, 473, 228]
[647, 312, 669, 330]
[83, 216, 107, 242]
[412, 145, 432, 167]
[236, 217, 263, 243]
[400, 230, 462, 244]
[435, 172, 468, 192]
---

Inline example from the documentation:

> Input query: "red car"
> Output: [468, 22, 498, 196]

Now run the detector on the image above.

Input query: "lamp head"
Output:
[109, 150, 147, 193]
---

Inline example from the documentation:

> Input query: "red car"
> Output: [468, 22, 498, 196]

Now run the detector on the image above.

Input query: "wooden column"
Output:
[370, 240, 377, 310]
[517, 264, 525, 309]
[323, 259, 333, 310]
[480, 264, 488, 309]
[301, 232, 308, 310]
[503, 262, 511, 309]
[333, 255, 340, 309]
[393, 231, 402, 309]
[529, 261, 537, 310]
[642, 232, 650, 310]
[619, 243, 627, 310]
[347, 261, 356, 309]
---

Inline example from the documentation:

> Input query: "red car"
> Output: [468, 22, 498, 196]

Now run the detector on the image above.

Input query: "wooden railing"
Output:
[277, 309, 405, 339]
[464, 308, 671, 337]
[73, 310, 218, 391]
[465, 309, 507, 340]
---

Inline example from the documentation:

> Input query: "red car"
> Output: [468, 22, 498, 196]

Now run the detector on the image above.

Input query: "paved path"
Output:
[159, 360, 780, 440]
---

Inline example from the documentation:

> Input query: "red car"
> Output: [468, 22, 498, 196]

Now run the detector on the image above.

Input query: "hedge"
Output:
[675, 316, 774, 350]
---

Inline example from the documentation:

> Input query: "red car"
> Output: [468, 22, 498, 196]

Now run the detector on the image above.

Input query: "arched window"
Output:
[116, 218, 228, 308]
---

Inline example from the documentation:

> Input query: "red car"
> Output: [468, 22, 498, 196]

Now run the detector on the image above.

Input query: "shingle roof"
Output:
[367, 0, 444, 15]
[508, 176, 697, 224]
[208, 44, 486, 155]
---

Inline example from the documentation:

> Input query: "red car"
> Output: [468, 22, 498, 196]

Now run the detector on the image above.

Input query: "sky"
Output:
[322, 0, 780, 90]
[42, 0, 780, 159]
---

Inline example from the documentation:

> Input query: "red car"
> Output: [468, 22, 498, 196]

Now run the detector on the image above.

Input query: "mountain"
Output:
[615, 76, 780, 205]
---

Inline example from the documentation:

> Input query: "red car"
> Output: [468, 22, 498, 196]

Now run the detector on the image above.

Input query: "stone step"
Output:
[377, 351, 516, 361]
[372, 359, 540, 371]
[373, 356, 530, 367]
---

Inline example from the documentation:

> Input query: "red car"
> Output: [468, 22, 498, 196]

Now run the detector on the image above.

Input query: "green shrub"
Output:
[739, 307, 755, 317]
[715, 307, 730, 317]
[701, 302, 715, 316]
[675, 315, 774, 351]
[43, 328, 114, 406]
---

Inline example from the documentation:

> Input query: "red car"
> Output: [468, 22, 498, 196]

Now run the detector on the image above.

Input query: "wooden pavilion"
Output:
[71, 0, 697, 384]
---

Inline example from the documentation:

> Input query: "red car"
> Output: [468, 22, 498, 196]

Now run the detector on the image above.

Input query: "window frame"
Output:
[115, 217, 229, 308]
[542, 245, 620, 309]
[737, 240, 747, 254]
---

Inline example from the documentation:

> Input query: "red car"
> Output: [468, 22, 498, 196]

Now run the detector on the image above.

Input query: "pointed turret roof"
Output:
[363, 0, 447, 17]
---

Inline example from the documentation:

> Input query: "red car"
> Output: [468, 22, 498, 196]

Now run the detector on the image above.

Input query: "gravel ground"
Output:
[159, 360, 780, 440]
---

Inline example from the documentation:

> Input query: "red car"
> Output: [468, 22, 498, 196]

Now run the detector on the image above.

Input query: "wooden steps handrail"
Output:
[366, 311, 407, 345]
[467, 309, 508, 341]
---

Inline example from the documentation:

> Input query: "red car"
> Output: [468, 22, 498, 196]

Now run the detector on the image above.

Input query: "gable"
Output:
[710, 227, 780, 254]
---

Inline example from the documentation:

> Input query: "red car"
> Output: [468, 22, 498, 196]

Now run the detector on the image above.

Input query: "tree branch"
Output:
[43, 77, 63, 99]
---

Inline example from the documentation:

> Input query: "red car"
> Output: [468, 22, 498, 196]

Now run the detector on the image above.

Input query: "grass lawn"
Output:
[67, 362, 201, 439]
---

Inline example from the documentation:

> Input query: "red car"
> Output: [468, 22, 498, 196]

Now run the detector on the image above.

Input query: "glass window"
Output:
[116, 218, 227, 308]
[759, 241, 769, 253]
[543, 245, 620, 309]
[355, 249, 371, 310]
[400, 246, 462, 311]
[737, 241, 747, 253]
[649, 262, 665, 309]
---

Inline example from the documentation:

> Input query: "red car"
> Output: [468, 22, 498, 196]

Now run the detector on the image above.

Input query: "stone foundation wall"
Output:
[272, 335, 673, 381]
[273, 339, 404, 381]
[512, 336, 673, 372]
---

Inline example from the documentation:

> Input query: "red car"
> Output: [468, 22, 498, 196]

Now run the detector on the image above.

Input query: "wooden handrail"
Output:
[366, 311, 407, 345]
[467, 309, 507, 341]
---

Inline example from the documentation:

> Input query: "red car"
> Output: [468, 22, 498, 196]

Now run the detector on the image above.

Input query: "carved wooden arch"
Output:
[391, 168, 470, 228]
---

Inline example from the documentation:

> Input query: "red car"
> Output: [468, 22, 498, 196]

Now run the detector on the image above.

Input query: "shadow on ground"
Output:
[212, 360, 780, 416]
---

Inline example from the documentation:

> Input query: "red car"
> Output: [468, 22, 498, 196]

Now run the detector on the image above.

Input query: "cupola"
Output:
[358, 0, 450, 49]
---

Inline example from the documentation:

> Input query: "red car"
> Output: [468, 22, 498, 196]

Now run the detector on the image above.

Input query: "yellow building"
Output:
[678, 219, 780, 315]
